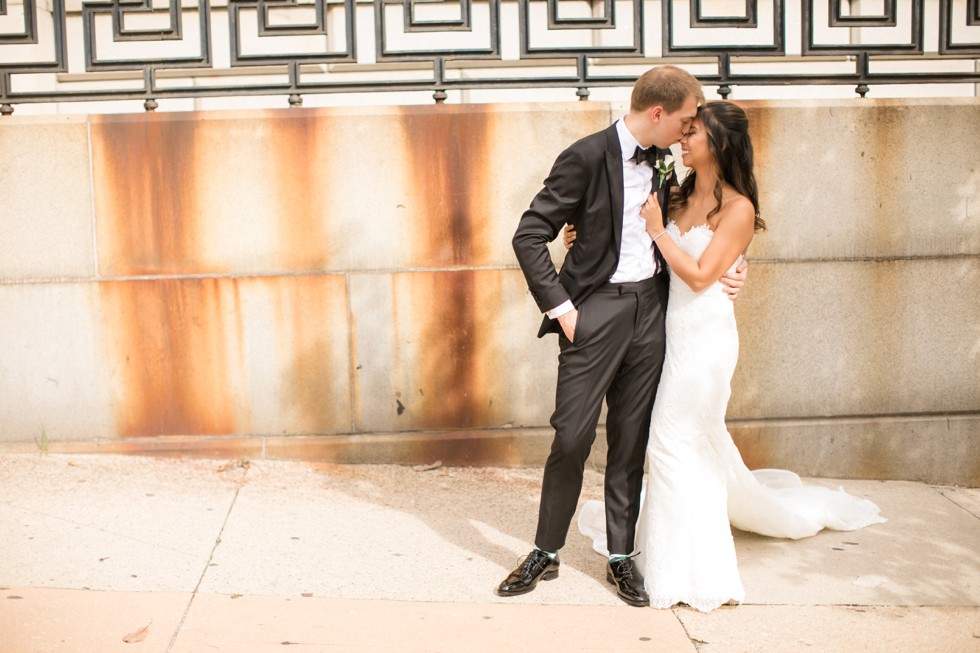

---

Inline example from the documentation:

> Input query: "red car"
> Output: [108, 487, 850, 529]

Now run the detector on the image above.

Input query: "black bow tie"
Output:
[631, 146, 659, 166]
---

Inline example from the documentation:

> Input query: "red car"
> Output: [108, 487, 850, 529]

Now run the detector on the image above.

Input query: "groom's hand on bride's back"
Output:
[720, 259, 749, 301]
[563, 223, 577, 250]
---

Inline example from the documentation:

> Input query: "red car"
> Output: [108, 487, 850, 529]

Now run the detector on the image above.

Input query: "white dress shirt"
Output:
[547, 118, 657, 319]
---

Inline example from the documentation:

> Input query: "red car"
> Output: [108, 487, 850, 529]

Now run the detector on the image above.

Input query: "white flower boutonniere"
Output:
[653, 155, 675, 189]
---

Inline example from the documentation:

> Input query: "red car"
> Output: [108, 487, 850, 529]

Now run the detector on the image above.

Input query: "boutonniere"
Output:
[653, 155, 675, 189]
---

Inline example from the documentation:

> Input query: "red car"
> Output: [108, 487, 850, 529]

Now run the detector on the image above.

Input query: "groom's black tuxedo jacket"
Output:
[513, 122, 676, 338]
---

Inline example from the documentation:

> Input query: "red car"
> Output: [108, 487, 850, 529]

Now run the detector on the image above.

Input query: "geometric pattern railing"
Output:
[1, 0, 978, 114]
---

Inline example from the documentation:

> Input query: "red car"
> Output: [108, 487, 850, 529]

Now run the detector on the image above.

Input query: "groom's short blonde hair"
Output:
[631, 66, 704, 114]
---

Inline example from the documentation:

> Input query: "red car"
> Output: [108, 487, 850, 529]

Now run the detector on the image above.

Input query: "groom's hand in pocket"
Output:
[557, 309, 578, 343]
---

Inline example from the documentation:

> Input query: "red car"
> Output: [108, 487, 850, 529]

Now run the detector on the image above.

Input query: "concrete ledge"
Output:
[3, 413, 976, 485]
[0, 430, 555, 467]
[729, 413, 980, 485]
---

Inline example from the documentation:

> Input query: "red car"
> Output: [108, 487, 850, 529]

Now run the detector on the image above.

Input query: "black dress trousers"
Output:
[534, 273, 668, 555]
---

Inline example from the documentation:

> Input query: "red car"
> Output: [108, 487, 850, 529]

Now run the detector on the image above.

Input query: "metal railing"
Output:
[1, 0, 978, 114]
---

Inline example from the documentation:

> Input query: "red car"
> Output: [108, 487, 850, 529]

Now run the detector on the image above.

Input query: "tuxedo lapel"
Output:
[604, 126, 625, 252]
[654, 147, 673, 273]
[656, 147, 673, 215]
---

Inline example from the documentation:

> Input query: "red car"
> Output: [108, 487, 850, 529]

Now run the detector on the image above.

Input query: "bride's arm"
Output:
[641, 194, 755, 293]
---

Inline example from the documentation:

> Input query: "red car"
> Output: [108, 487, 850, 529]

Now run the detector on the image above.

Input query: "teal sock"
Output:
[609, 554, 629, 562]
[536, 548, 558, 560]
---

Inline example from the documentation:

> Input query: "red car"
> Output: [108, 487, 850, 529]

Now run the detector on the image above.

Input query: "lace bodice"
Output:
[665, 220, 743, 303]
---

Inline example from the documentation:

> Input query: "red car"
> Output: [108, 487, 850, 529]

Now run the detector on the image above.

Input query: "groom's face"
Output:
[653, 95, 699, 148]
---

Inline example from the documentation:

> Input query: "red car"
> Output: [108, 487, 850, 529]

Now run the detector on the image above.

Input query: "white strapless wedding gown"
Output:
[579, 221, 886, 613]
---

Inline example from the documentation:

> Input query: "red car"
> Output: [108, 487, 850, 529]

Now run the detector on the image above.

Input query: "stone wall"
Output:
[0, 100, 977, 484]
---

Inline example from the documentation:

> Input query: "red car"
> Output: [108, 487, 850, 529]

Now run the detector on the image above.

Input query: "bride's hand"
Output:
[640, 192, 665, 234]
[563, 223, 577, 250]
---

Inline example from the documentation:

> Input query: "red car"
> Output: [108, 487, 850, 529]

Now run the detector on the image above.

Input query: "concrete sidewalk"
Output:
[0, 453, 977, 653]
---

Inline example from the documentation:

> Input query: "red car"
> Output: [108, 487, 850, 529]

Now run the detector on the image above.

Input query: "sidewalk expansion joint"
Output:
[165, 479, 245, 653]
[933, 486, 980, 522]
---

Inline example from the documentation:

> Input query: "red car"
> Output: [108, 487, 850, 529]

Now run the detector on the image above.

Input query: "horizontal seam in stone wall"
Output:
[0, 265, 529, 285]
[747, 254, 980, 264]
[5, 254, 979, 286]
[727, 410, 980, 426]
[6, 427, 557, 443]
[12, 412, 971, 443]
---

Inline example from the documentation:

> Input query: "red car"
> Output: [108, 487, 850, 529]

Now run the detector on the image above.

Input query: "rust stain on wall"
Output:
[729, 426, 772, 471]
[867, 105, 907, 256]
[100, 277, 237, 437]
[275, 275, 349, 433]
[100, 274, 349, 438]
[91, 115, 204, 276]
[397, 107, 494, 267]
[742, 103, 770, 182]
[389, 107, 498, 431]
[392, 269, 505, 430]
[732, 102, 772, 258]
[271, 114, 330, 271]
[857, 260, 905, 478]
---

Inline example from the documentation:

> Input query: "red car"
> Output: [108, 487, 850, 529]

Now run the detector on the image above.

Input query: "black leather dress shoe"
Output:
[496, 550, 560, 596]
[607, 558, 650, 607]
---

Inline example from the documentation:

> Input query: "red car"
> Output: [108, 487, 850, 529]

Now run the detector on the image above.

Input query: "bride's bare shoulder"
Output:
[714, 192, 755, 230]
[726, 193, 754, 214]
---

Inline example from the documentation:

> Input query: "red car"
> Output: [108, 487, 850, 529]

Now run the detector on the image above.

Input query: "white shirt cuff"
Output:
[546, 300, 574, 320]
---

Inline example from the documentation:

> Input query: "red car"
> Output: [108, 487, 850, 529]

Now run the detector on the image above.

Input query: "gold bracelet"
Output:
[652, 229, 667, 242]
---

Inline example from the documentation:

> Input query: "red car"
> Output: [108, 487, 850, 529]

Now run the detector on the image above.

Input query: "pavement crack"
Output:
[166, 477, 246, 653]
[932, 487, 980, 521]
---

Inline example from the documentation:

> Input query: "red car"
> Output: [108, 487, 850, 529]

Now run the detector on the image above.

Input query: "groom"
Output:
[500, 66, 745, 606]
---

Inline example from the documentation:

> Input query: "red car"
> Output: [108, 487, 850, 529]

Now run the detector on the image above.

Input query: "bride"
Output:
[573, 101, 885, 612]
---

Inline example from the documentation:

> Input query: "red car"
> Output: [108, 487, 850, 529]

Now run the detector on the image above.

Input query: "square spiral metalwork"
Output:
[376, 0, 499, 58]
[521, 0, 642, 56]
[829, 0, 897, 26]
[1, 0, 67, 75]
[403, 0, 470, 31]
[256, 0, 328, 35]
[691, 0, 758, 28]
[940, 0, 980, 52]
[0, 0, 40, 43]
[803, 0, 923, 54]
[101, 0, 185, 41]
[229, 0, 353, 65]
[81, 0, 211, 70]
[664, 0, 784, 54]
[547, 0, 616, 28]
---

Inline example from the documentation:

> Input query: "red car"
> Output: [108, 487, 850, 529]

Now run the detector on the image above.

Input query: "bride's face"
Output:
[679, 119, 711, 171]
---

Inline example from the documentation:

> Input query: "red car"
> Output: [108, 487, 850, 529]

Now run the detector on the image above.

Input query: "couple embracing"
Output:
[499, 66, 885, 612]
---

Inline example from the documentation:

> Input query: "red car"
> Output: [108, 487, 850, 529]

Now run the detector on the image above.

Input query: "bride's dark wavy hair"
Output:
[669, 101, 766, 232]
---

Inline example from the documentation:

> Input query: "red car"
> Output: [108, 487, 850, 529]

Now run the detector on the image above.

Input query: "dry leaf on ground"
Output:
[122, 623, 151, 643]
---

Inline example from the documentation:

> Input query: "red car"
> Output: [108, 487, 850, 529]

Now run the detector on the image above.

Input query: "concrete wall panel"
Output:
[745, 99, 980, 260]
[0, 116, 96, 280]
[350, 269, 558, 433]
[0, 283, 114, 442]
[730, 257, 980, 419]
